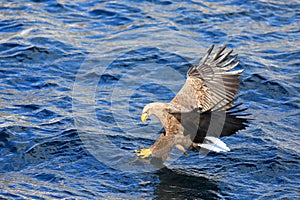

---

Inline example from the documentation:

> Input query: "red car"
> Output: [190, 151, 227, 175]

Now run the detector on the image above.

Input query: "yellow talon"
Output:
[134, 148, 152, 158]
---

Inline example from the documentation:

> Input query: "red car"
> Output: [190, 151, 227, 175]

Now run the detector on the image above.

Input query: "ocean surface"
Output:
[0, 0, 299, 199]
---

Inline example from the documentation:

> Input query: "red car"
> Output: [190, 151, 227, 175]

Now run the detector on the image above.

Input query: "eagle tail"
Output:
[198, 136, 230, 152]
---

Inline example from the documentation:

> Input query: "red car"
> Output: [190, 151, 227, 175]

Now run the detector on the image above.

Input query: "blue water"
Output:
[0, 0, 299, 199]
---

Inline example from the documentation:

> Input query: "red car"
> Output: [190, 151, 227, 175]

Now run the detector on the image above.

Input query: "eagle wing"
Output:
[171, 45, 242, 111]
[169, 102, 250, 146]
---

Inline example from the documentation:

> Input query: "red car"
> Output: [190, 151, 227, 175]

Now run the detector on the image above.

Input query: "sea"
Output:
[0, 0, 299, 199]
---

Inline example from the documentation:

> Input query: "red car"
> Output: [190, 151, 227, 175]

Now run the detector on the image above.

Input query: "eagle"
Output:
[135, 45, 250, 163]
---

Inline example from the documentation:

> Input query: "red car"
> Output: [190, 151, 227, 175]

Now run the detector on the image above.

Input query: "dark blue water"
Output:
[1, 0, 299, 199]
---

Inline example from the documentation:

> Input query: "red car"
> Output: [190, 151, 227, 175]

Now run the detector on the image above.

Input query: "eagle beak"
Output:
[141, 113, 148, 122]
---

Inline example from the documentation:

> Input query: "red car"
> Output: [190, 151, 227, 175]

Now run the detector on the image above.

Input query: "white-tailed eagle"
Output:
[135, 45, 250, 162]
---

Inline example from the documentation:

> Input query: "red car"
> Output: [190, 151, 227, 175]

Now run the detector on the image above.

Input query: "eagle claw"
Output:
[134, 148, 152, 158]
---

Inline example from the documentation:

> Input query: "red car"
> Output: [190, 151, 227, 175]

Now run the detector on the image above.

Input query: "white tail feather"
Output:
[198, 136, 230, 152]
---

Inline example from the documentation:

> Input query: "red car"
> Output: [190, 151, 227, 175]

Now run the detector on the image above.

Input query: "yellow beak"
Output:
[141, 113, 148, 122]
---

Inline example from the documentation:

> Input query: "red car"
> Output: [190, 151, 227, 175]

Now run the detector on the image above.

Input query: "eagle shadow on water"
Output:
[153, 167, 222, 199]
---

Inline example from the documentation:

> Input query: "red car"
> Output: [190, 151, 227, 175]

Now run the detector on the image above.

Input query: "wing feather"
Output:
[169, 103, 250, 145]
[171, 45, 243, 111]
[198, 44, 214, 66]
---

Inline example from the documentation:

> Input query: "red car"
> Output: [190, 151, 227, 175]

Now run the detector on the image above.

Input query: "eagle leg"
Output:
[175, 144, 189, 156]
[134, 148, 152, 158]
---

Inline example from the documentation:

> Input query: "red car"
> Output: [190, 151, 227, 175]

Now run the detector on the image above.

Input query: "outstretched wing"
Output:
[169, 102, 250, 145]
[171, 45, 243, 111]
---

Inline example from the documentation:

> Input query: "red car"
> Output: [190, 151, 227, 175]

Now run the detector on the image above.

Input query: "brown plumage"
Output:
[136, 45, 250, 162]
